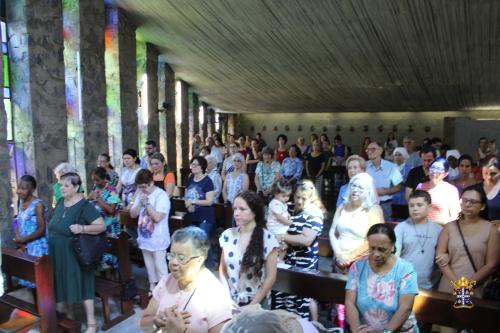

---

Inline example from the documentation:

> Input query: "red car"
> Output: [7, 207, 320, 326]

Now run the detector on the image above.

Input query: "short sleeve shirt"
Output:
[134, 188, 171, 251]
[153, 269, 233, 333]
[346, 258, 419, 333]
[285, 209, 323, 269]
[405, 166, 428, 191]
[219, 227, 279, 304]
[267, 199, 291, 235]
[366, 159, 403, 201]
[255, 161, 280, 192]
[185, 175, 216, 224]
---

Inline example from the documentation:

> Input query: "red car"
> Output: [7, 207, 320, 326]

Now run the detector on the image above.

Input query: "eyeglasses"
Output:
[190, 163, 200, 167]
[166, 252, 200, 265]
[365, 148, 378, 152]
[460, 198, 482, 206]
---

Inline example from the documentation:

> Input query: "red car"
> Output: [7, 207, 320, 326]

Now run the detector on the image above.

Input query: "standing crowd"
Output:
[2, 132, 499, 333]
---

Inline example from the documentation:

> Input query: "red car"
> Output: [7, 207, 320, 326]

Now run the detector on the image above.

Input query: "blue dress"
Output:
[346, 257, 419, 333]
[17, 198, 48, 287]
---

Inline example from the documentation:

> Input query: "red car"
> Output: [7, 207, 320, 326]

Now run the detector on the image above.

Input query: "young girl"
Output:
[14, 175, 48, 287]
[219, 191, 279, 306]
[267, 179, 292, 236]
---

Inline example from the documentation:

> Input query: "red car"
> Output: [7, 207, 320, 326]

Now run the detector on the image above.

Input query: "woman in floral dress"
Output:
[14, 175, 48, 288]
[88, 167, 121, 269]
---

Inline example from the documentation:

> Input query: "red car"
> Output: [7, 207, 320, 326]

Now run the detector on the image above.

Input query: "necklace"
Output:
[412, 220, 429, 254]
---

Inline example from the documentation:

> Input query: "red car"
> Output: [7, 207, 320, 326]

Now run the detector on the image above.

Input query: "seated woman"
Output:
[449, 155, 477, 195]
[219, 191, 279, 306]
[140, 227, 233, 333]
[345, 223, 419, 333]
[150, 152, 176, 198]
[330, 172, 383, 273]
[14, 175, 48, 287]
[271, 180, 324, 320]
[222, 153, 249, 204]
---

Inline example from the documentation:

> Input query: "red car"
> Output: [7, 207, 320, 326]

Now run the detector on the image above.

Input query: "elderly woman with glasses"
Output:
[222, 153, 249, 204]
[140, 227, 233, 333]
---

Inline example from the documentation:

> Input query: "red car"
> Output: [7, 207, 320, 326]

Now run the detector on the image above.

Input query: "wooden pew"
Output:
[0, 248, 57, 333]
[170, 198, 234, 230]
[273, 268, 500, 332]
[94, 232, 136, 330]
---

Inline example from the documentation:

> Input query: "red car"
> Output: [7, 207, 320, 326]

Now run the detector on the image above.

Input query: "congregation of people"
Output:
[3, 131, 500, 333]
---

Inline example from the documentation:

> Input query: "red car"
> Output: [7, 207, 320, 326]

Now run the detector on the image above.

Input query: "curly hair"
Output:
[236, 191, 266, 278]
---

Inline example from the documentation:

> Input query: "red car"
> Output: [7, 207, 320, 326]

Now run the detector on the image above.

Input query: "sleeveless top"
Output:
[226, 172, 245, 204]
[437, 220, 493, 296]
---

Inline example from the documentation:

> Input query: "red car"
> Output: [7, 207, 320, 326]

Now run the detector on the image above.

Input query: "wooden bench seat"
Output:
[94, 232, 137, 330]
[1, 249, 59, 333]
[0, 300, 40, 333]
[273, 267, 500, 332]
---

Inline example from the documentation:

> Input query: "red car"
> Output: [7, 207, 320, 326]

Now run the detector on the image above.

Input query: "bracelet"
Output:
[80, 225, 84, 234]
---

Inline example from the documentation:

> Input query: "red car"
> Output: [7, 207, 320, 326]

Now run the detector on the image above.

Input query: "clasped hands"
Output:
[357, 324, 377, 333]
[153, 305, 191, 333]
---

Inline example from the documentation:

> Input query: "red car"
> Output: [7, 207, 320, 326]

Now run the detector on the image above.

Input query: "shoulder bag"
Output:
[456, 220, 500, 301]
[72, 200, 110, 269]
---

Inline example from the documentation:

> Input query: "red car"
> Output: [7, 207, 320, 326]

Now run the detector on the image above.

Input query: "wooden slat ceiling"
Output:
[115, 0, 500, 113]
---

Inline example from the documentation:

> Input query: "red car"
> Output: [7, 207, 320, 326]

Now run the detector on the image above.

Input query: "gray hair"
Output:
[171, 226, 210, 257]
[205, 155, 217, 167]
[54, 162, 77, 178]
[347, 172, 379, 209]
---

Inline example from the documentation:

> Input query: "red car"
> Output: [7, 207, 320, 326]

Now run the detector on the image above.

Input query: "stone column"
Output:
[0, 26, 13, 244]
[118, 8, 138, 152]
[164, 63, 177, 172]
[175, 80, 189, 174]
[79, 0, 108, 191]
[228, 114, 235, 136]
[8, 0, 68, 208]
[206, 107, 215, 137]
[192, 93, 200, 136]
[146, 43, 159, 145]
[188, 87, 194, 158]
[200, 102, 207, 139]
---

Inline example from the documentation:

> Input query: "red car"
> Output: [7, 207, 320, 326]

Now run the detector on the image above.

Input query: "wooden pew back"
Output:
[1, 248, 57, 333]
[274, 268, 500, 332]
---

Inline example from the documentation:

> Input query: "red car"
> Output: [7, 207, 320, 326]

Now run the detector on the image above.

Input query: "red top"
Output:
[275, 149, 289, 164]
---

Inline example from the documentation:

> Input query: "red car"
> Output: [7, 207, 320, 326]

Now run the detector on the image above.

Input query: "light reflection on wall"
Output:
[136, 39, 147, 152]
[105, 5, 122, 172]
[63, 0, 86, 186]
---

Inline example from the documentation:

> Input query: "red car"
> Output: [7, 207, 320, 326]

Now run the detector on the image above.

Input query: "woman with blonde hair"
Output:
[272, 179, 324, 320]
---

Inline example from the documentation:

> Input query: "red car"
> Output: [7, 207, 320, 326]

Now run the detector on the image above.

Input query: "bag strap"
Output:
[76, 200, 89, 226]
[455, 220, 478, 272]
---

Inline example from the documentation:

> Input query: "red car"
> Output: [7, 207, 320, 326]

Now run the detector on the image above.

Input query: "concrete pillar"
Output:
[188, 87, 194, 157]
[164, 63, 177, 172]
[79, 0, 108, 192]
[175, 80, 189, 175]
[8, 0, 68, 208]
[200, 102, 207, 139]
[206, 107, 215, 137]
[228, 114, 235, 136]
[146, 43, 159, 147]
[158, 58, 167, 156]
[118, 8, 138, 151]
[0, 26, 13, 244]
[192, 93, 200, 136]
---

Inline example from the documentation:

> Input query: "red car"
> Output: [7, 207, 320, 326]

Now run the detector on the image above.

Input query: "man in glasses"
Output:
[365, 141, 403, 221]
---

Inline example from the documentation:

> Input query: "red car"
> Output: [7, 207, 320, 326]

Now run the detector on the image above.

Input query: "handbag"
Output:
[72, 201, 110, 269]
[456, 220, 500, 301]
